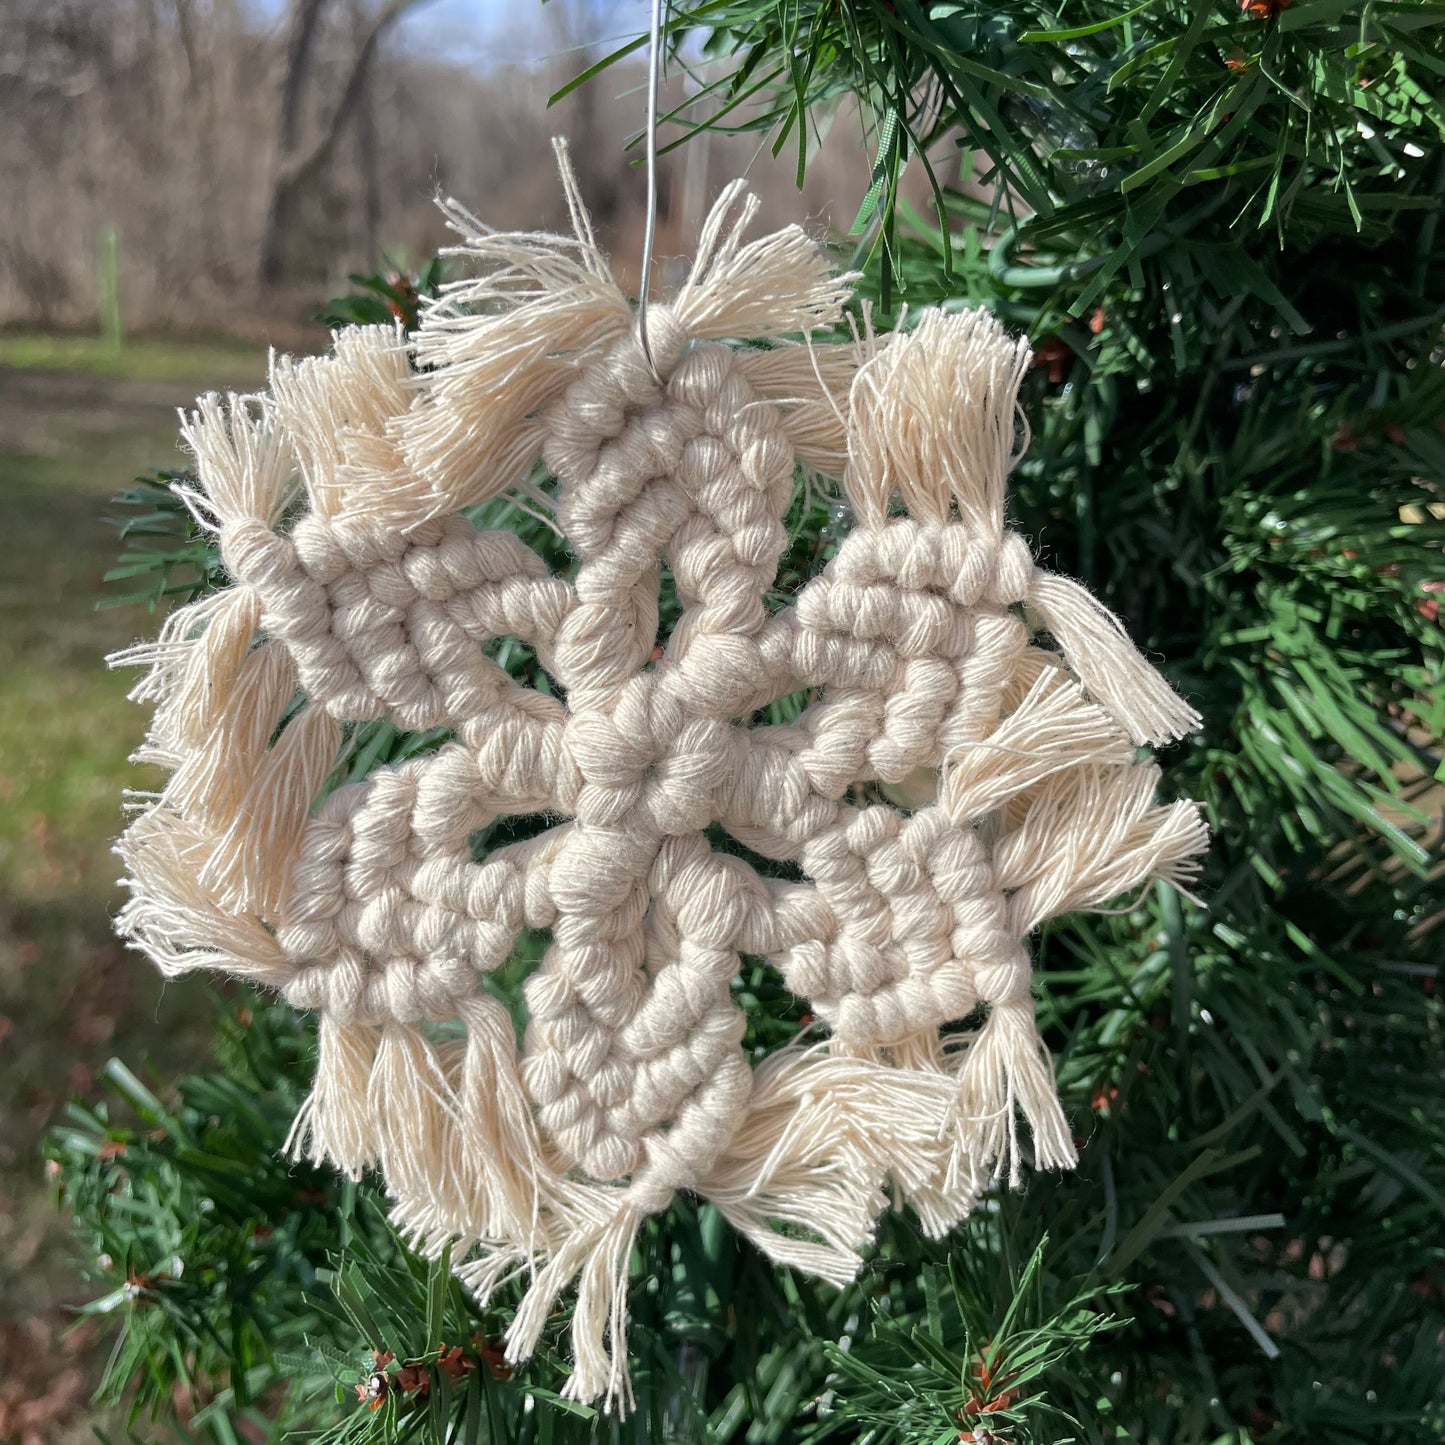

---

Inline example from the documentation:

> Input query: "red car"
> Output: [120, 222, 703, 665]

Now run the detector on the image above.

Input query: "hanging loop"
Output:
[637, 0, 666, 387]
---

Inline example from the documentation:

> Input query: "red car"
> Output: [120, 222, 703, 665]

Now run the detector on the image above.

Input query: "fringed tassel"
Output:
[399, 139, 855, 519]
[287, 1014, 382, 1177]
[671, 182, 855, 344]
[855, 1031, 989, 1238]
[400, 142, 632, 517]
[114, 810, 294, 984]
[844, 307, 1031, 533]
[993, 763, 1209, 934]
[364, 1023, 472, 1232]
[270, 325, 429, 526]
[953, 999, 1077, 1189]
[199, 704, 342, 915]
[175, 588, 264, 742]
[800, 1032, 1028, 1241]
[177, 390, 296, 530]
[698, 1050, 880, 1285]
[943, 669, 1137, 822]
[454, 997, 548, 1247]
[111, 586, 263, 764]
[493, 1184, 650, 1413]
[700, 1043, 980, 1272]
[310, 1001, 554, 1263]
[164, 640, 297, 830]
[1027, 571, 1201, 746]
[558, 1203, 643, 1407]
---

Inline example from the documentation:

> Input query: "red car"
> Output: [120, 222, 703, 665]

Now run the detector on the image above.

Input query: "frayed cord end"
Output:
[954, 998, 1078, 1190]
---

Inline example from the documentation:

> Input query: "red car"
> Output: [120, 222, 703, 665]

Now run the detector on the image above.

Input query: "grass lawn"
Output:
[0, 332, 267, 386]
[0, 340, 266, 1438]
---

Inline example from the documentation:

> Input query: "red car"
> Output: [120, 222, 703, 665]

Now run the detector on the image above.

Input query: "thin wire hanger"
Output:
[637, 0, 667, 386]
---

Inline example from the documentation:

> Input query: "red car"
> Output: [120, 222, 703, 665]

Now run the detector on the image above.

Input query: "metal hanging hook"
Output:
[637, 0, 666, 386]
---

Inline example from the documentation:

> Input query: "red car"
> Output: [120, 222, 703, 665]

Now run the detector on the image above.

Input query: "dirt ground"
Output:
[0, 344, 264, 1441]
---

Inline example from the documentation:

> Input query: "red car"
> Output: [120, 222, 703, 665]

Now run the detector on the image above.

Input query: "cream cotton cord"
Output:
[112, 142, 1206, 1410]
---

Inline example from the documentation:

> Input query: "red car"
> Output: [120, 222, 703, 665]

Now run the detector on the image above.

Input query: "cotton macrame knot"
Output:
[994, 533, 1037, 605]
[972, 954, 1034, 1008]
[626, 1175, 679, 1217]
[111, 143, 1204, 1412]
[219, 519, 293, 589]
[634, 305, 692, 381]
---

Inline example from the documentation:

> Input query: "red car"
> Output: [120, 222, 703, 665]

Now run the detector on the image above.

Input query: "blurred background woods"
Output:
[0, 0, 868, 335]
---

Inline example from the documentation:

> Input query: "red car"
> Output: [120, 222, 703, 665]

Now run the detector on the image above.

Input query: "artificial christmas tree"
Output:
[54, 2, 1444, 1442]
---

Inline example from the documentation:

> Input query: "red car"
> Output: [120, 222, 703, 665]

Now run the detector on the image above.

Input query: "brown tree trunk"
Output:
[259, 0, 327, 287]
[259, 0, 428, 287]
[352, 2, 381, 266]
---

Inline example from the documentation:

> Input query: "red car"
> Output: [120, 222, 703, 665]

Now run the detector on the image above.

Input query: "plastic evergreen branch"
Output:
[600, 0, 1445, 306]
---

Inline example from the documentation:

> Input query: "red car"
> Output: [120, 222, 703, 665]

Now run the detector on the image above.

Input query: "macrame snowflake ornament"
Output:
[115, 151, 1206, 1407]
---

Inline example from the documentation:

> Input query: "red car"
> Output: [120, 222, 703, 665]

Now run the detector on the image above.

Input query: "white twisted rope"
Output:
[111, 145, 1205, 1408]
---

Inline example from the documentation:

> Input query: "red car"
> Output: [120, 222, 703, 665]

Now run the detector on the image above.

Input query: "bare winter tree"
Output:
[258, 0, 434, 285]
[0, 0, 870, 332]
